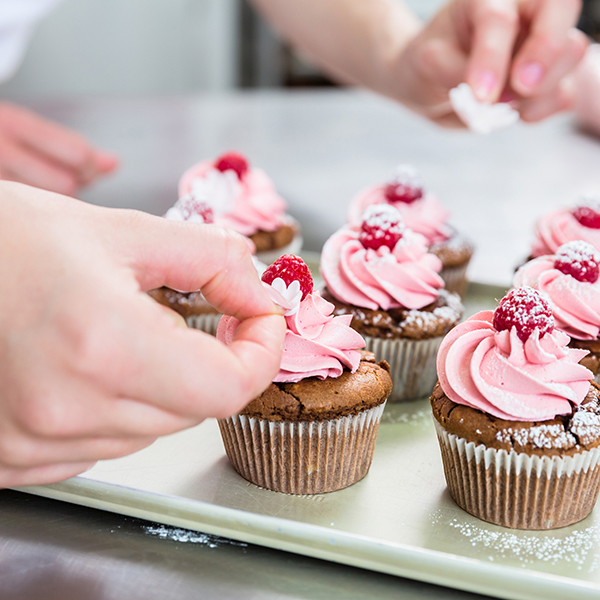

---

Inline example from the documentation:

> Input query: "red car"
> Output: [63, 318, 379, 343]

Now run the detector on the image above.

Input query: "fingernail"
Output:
[473, 70, 496, 101]
[272, 304, 286, 316]
[517, 62, 544, 90]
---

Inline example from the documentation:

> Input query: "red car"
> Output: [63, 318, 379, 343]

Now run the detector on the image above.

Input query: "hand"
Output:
[0, 182, 285, 488]
[393, 0, 589, 125]
[0, 102, 118, 195]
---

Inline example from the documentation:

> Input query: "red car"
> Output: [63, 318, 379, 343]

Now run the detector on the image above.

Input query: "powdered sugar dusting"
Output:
[144, 524, 247, 547]
[554, 241, 600, 283]
[496, 424, 577, 450]
[431, 510, 600, 572]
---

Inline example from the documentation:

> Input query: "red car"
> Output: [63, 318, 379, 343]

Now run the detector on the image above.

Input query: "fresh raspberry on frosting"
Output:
[554, 240, 600, 283]
[214, 151, 249, 180]
[359, 204, 405, 251]
[572, 195, 600, 229]
[262, 254, 314, 300]
[164, 193, 214, 224]
[492, 287, 554, 343]
[384, 164, 424, 204]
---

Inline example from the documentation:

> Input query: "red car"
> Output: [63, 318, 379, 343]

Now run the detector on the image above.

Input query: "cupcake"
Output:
[178, 151, 302, 263]
[216, 255, 392, 494]
[514, 240, 600, 381]
[320, 204, 463, 402]
[531, 193, 600, 258]
[347, 165, 474, 295]
[432, 286, 600, 530]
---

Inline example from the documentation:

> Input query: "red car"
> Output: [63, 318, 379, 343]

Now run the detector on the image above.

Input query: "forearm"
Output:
[249, 0, 421, 97]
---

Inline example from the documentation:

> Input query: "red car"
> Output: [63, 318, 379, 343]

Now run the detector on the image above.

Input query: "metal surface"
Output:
[17, 284, 600, 600]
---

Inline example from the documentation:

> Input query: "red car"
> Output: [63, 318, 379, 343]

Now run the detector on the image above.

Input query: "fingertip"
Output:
[95, 151, 119, 174]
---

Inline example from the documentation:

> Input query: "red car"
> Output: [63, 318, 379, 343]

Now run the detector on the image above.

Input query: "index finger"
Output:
[464, 0, 520, 101]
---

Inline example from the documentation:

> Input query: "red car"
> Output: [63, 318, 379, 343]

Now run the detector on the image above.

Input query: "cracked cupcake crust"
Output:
[321, 288, 462, 340]
[430, 381, 600, 457]
[429, 230, 474, 269]
[148, 288, 218, 318]
[240, 351, 392, 422]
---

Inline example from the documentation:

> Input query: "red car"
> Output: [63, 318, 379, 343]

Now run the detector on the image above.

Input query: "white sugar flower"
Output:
[265, 277, 303, 316]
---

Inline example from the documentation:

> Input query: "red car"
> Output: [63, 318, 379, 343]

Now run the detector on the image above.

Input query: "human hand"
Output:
[393, 0, 588, 126]
[0, 102, 118, 195]
[0, 182, 285, 488]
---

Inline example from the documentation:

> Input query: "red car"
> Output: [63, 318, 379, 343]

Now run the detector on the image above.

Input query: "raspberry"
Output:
[554, 240, 600, 283]
[573, 195, 600, 229]
[492, 287, 554, 343]
[359, 204, 405, 251]
[176, 194, 214, 223]
[261, 254, 314, 300]
[384, 164, 424, 204]
[214, 151, 249, 179]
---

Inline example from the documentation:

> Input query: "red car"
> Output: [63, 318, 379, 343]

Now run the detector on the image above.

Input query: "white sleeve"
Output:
[0, 0, 62, 82]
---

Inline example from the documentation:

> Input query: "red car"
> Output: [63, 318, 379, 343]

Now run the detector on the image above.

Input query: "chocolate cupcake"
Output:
[515, 240, 600, 382]
[432, 287, 600, 530]
[178, 151, 302, 263]
[347, 165, 473, 296]
[217, 255, 392, 494]
[321, 204, 463, 402]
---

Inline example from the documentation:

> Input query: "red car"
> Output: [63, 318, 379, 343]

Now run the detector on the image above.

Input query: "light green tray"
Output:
[18, 282, 600, 600]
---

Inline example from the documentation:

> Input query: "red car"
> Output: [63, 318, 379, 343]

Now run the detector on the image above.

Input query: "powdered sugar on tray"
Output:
[144, 525, 247, 548]
[431, 510, 600, 571]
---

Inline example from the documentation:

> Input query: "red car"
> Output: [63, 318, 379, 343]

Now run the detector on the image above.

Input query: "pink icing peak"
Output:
[216, 290, 364, 384]
[321, 226, 444, 311]
[492, 287, 554, 343]
[359, 204, 405, 251]
[437, 310, 592, 422]
[554, 240, 600, 283]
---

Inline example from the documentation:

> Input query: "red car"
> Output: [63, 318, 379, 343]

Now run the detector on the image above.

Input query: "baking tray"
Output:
[16, 279, 600, 600]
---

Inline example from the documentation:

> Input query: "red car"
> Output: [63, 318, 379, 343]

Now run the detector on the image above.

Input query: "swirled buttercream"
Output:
[320, 227, 444, 311]
[217, 289, 364, 383]
[514, 256, 600, 340]
[178, 160, 288, 236]
[531, 209, 600, 257]
[347, 186, 452, 244]
[437, 310, 592, 421]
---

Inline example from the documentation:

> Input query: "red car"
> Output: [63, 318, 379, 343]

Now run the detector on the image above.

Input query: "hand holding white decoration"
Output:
[449, 83, 520, 134]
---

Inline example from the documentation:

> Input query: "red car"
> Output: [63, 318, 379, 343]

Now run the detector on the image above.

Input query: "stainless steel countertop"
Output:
[3, 88, 600, 599]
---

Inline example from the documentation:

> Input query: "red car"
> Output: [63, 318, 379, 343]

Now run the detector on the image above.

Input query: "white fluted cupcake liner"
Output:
[218, 402, 386, 494]
[433, 420, 600, 529]
[255, 229, 303, 265]
[185, 313, 221, 335]
[364, 335, 442, 402]
[439, 263, 469, 297]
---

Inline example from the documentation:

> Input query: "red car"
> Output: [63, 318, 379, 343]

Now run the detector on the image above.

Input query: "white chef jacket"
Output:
[0, 0, 62, 82]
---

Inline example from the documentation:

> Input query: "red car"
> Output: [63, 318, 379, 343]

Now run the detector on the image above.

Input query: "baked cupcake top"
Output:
[347, 165, 452, 245]
[178, 151, 288, 236]
[218, 254, 365, 384]
[531, 193, 600, 258]
[436, 287, 593, 423]
[320, 204, 445, 311]
[514, 240, 600, 340]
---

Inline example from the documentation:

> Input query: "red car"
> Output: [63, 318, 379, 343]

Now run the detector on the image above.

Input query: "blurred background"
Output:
[1, 0, 598, 100]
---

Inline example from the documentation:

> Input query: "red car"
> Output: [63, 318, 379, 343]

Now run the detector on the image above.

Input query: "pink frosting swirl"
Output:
[347, 186, 452, 244]
[514, 256, 600, 340]
[178, 160, 288, 236]
[320, 227, 444, 310]
[531, 209, 600, 257]
[437, 310, 592, 421]
[217, 291, 364, 383]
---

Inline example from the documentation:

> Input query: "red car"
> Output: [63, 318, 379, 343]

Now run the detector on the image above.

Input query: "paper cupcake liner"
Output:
[255, 231, 303, 265]
[185, 313, 221, 335]
[364, 335, 442, 402]
[439, 263, 470, 297]
[218, 402, 386, 494]
[434, 420, 600, 529]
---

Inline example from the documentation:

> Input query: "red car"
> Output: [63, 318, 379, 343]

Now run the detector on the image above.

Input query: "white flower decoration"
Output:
[190, 168, 240, 215]
[265, 277, 303, 316]
[449, 83, 519, 135]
